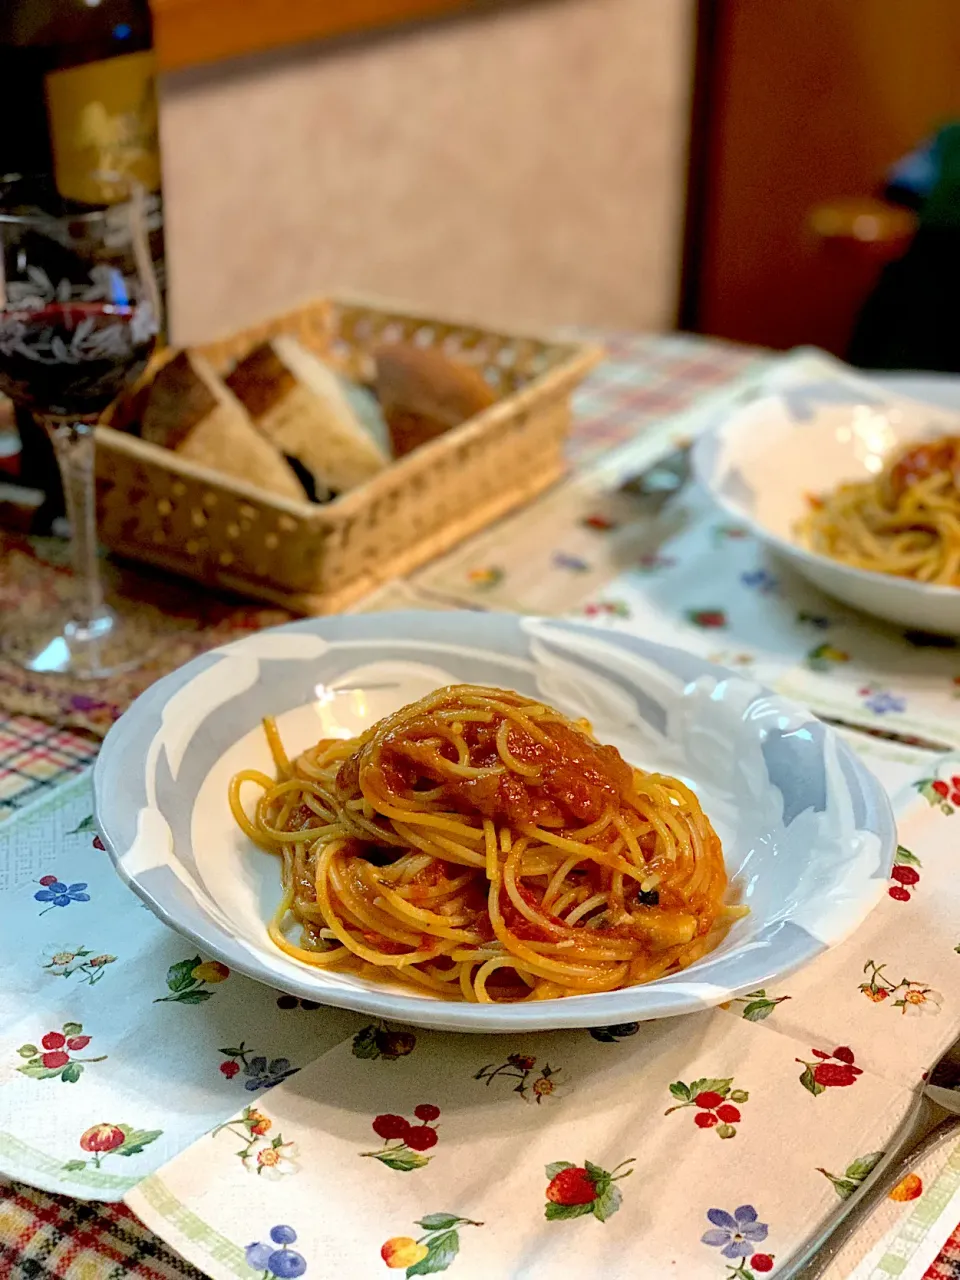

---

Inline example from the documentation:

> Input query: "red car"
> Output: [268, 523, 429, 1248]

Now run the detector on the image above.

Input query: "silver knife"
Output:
[780, 1037, 960, 1278]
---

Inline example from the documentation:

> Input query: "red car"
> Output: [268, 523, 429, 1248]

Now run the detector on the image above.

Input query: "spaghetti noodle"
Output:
[799, 434, 960, 584]
[229, 684, 734, 1002]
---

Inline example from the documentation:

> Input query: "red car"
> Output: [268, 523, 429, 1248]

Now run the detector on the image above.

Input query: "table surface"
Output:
[1, 332, 957, 1280]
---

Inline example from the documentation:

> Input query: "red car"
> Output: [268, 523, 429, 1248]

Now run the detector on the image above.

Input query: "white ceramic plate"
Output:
[693, 370, 960, 634]
[93, 612, 895, 1033]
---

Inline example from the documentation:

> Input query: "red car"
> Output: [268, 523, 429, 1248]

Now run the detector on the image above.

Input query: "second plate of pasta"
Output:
[694, 367, 960, 634]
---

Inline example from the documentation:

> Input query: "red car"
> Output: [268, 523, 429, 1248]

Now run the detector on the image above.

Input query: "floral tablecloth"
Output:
[5, 336, 960, 1279]
[0, 735, 955, 1280]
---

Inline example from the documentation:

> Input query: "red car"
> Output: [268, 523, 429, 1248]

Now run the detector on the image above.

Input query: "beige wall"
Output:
[160, 0, 693, 345]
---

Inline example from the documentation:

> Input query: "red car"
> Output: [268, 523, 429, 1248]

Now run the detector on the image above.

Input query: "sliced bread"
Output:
[141, 351, 306, 502]
[373, 343, 497, 456]
[226, 337, 389, 499]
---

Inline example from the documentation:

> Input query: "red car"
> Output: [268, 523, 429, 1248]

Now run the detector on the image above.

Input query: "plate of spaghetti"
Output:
[694, 367, 960, 634]
[94, 612, 894, 1031]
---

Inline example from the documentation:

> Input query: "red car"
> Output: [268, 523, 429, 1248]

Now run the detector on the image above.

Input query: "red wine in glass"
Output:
[0, 300, 155, 419]
[0, 188, 161, 678]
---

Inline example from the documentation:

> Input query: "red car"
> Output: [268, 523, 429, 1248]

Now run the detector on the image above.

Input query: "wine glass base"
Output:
[1, 605, 151, 679]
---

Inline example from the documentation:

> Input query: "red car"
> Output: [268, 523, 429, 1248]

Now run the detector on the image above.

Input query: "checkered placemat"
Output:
[931, 1222, 960, 1280]
[0, 1181, 202, 1279]
[566, 331, 762, 465]
[0, 717, 98, 821]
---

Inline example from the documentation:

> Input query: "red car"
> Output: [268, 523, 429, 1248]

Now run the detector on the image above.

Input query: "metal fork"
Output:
[616, 445, 692, 513]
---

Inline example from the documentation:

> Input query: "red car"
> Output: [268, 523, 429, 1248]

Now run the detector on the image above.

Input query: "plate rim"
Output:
[93, 611, 897, 1032]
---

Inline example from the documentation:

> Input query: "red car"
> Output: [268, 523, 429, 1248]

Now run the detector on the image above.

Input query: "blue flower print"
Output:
[551, 551, 591, 573]
[219, 1042, 299, 1090]
[34, 877, 90, 917]
[863, 691, 906, 716]
[246, 1226, 307, 1278]
[740, 568, 778, 594]
[245, 1055, 297, 1091]
[797, 610, 832, 629]
[701, 1205, 768, 1258]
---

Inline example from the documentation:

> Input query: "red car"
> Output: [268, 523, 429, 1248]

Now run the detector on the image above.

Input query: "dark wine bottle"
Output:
[0, 0, 164, 528]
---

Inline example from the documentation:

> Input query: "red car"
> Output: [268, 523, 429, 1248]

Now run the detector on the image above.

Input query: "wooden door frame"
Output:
[677, 0, 720, 331]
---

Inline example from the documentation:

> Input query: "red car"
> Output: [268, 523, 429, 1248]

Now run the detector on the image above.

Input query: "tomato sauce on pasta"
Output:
[800, 434, 960, 584]
[229, 684, 735, 1003]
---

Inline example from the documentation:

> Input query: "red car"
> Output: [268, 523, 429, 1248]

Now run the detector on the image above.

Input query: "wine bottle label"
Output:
[44, 49, 160, 205]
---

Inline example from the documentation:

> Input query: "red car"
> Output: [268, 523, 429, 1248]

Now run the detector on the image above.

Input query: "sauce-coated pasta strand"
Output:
[229, 685, 732, 1002]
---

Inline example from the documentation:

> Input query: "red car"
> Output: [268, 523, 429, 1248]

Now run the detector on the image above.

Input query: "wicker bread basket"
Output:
[94, 296, 601, 614]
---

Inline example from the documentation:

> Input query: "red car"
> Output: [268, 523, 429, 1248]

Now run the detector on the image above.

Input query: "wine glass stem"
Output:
[46, 420, 105, 632]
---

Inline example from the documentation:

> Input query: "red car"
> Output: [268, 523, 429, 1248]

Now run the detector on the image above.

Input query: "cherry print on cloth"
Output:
[581, 513, 617, 531]
[665, 1077, 749, 1138]
[582, 600, 632, 620]
[352, 1022, 417, 1062]
[67, 816, 107, 853]
[362, 1106, 441, 1171]
[795, 1046, 862, 1096]
[817, 1151, 885, 1199]
[380, 1214, 483, 1276]
[859, 960, 943, 1015]
[686, 608, 727, 629]
[888, 846, 921, 903]
[915, 773, 960, 815]
[701, 1205, 774, 1279]
[474, 1053, 562, 1103]
[16, 1021, 106, 1083]
[69, 817, 109, 851]
[543, 1158, 635, 1222]
[211, 1106, 299, 1178]
[62, 1123, 162, 1173]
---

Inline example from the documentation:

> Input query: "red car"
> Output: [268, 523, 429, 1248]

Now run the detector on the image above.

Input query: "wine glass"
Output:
[0, 185, 160, 678]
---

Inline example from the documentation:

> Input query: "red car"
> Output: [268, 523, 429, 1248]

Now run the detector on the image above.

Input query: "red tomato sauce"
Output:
[362, 707, 633, 830]
[889, 435, 960, 499]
